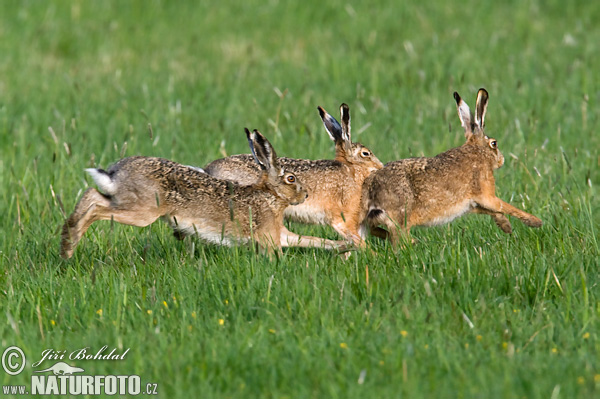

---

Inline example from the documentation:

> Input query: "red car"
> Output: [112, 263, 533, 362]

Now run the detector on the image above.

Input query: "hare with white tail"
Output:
[204, 104, 383, 246]
[60, 129, 346, 259]
[359, 88, 543, 247]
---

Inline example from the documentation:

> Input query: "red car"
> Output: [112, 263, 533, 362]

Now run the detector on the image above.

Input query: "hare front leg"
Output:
[475, 196, 543, 228]
[280, 227, 347, 250]
[253, 235, 283, 258]
[60, 188, 163, 259]
[330, 214, 366, 248]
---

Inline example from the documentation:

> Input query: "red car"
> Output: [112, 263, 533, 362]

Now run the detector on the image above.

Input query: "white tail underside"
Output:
[85, 168, 118, 196]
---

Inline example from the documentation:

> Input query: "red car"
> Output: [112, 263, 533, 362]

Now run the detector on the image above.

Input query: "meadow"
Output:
[0, 0, 599, 398]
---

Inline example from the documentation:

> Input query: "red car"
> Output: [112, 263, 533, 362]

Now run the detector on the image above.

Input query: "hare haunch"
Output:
[60, 129, 345, 259]
[205, 104, 383, 246]
[359, 89, 543, 247]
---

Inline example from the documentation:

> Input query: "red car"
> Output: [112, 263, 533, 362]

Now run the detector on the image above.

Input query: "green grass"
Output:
[1, 0, 599, 398]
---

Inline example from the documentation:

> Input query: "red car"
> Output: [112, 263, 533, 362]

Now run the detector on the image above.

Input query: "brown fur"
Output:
[359, 89, 542, 247]
[60, 130, 345, 259]
[204, 104, 383, 245]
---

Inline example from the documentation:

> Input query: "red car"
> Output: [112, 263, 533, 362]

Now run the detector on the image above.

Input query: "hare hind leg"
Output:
[367, 208, 412, 249]
[471, 206, 513, 234]
[61, 188, 110, 259]
[369, 226, 391, 240]
[476, 196, 542, 228]
[60, 188, 163, 259]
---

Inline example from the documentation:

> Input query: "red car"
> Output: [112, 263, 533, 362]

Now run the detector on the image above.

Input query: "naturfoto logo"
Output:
[2, 346, 158, 397]
[32, 345, 130, 367]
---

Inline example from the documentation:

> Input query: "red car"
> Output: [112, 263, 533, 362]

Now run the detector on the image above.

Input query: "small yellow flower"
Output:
[191, 311, 197, 319]
[379, 360, 385, 366]
[218, 319, 225, 326]
[225, 299, 229, 305]
[577, 376, 585, 385]
[188, 325, 193, 332]
[268, 329, 276, 334]
[147, 310, 153, 315]
[400, 330, 408, 338]
[551, 348, 558, 354]
[502, 342, 508, 349]
[583, 332, 590, 339]
[340, 343, 348, 349]
[424, 344, 429, 349]
[162, 301, 168, 309]
[96, 309, 103, 317]
[476, 335, 483, 342]
[594, 374, 600, 383]
[50, 320, 56, 326]
[464, 343, 469, 349]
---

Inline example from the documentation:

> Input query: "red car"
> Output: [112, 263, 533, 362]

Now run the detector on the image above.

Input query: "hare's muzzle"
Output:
[290, 186, 308, 206]
[496, 152, 505, 169]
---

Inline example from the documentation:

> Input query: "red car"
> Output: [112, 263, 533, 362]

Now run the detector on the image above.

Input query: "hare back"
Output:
[204, 154, 261, 186]
[205, 154, 351, 185]
[279, 157, 347, 174]
[97, 156, 282, 225]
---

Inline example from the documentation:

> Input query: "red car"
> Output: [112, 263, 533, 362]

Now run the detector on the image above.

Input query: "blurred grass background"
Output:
[0, 0, 598, 398]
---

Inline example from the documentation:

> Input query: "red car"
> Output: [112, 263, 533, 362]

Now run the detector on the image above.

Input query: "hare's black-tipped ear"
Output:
[340, 103, 351, 145]
[245, 128, 260, 167]
[454, 91, 473, 137]
[475, 88, 489, 129]
[318, 105, 343, 143]
[246, 128, 278, 172]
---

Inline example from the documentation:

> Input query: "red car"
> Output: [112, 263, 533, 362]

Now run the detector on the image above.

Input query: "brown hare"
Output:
[359, 88, 543, 247]
[204, 104, 384, 246]
[60, 129, 345, 259]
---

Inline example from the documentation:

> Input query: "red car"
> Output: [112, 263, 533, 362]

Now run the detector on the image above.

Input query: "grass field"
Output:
[1, 1, 599, 398]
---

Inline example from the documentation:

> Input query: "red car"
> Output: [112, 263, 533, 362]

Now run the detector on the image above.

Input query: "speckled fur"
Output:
[204, 104, 383, 245]
[360, 89, 542, 247]
[60, 130, 345, 259]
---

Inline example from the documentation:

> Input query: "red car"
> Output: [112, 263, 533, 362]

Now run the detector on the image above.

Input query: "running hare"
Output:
[204, 104, 383, 245]
[359, 88, 543, 246]
[60, 129, 345, 259]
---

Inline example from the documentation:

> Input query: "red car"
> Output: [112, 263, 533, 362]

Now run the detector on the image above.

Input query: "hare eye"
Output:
[361, 151, 370, 157]
[286, 175, 296, 184]
[489, 140, 497, 149]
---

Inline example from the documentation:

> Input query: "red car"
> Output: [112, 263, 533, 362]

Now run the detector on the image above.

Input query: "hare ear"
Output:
[340, 103, 352, 140]
[475, 88, 489, 129]
[339, 103, 352, 153]
[454, 91, 473, 137]
[246, 128, 279, 173]
[317, 105, 343, 143]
